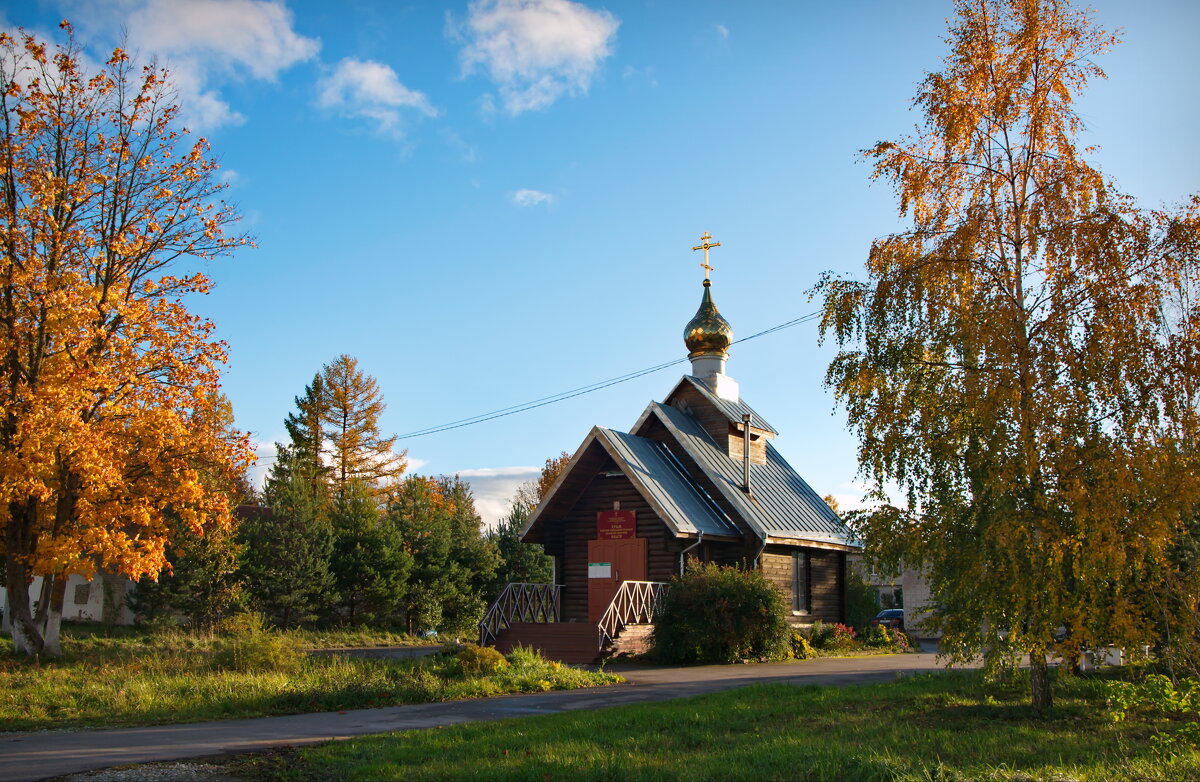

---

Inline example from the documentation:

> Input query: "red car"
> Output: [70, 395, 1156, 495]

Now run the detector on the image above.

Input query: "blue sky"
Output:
[5, 0, 1198, 524]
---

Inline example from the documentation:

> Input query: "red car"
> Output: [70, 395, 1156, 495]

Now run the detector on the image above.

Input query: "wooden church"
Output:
[479, 235, 860, 663]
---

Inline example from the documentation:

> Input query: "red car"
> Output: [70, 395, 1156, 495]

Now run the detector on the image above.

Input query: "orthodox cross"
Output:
[692, 232, 721, 280]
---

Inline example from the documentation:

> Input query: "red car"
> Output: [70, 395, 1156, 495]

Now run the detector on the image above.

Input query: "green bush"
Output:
[791, 631, 815, 660]
[504, 643, 547, 669]
[806, 621, 832, 648]
[805, 621, 858, 651]
[845, 569, 880, 634]
[208, 612, 302, 672]
[864, 624, 891, 648]
[219, 612, 269, 637]
[1107, 674, 1200, 753]
[651, 563, 791, 664]
[455, 643, 509, 675]
[864, 624, 911, 652]
[211, 631, 302, 673]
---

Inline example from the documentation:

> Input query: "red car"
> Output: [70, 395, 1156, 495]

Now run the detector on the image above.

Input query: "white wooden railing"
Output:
[479, 583, 560, 646]
[597, 580, 671, 650]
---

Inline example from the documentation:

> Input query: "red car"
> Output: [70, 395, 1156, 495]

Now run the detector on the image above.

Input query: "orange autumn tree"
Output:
[0, 26, 253, 656]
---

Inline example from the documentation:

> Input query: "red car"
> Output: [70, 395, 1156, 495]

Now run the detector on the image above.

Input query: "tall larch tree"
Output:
[817, 0, 1200, 708]
[0, 27, 253, 656]
[317, 354, 406, 499]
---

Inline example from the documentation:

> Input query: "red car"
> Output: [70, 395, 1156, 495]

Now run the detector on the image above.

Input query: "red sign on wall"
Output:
[597, 510, 636, 540]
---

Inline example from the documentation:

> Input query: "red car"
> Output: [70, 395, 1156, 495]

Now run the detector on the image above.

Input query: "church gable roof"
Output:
[665, 376, 778, 435]
[638, 401, 857, 549]
[600, 429, 740, 537]
[520, 425, 740, 543]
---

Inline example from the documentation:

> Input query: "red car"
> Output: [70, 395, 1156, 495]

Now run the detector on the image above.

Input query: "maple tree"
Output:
[817, 0, 1199, 708]
[0, 27, 253, 655]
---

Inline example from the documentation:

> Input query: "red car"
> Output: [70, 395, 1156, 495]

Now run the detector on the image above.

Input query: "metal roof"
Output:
[598, 428, 740, 537]
[671, 376, 778, 435]
[520, 425, 741, 541]
[644, 402, 858, 547]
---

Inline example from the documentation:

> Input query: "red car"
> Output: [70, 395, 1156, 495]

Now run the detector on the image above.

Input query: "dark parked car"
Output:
[870, 608, 905, 632]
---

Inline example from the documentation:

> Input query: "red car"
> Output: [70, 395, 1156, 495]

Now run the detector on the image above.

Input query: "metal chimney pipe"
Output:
[742, 413, 752, 493]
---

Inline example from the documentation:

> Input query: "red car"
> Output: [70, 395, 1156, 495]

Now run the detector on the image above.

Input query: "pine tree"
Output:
[127, 514, 246, 628]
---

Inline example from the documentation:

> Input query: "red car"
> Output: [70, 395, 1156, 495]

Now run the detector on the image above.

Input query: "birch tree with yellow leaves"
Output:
[818, 0, 1200, 709]
[0, 26, 253, 656]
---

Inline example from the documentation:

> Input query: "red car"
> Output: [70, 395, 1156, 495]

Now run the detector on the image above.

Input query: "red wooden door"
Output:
[587, 537, 647, 622]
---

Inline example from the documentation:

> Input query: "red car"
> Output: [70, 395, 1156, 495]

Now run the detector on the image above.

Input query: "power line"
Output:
[395, 309, 822, 440]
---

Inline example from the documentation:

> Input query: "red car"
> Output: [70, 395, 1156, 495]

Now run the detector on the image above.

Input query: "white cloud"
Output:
[316, 57, 436, 135]
[248, 440, 425, 495]
[62, 0, 319, 130]
[831, 494, 870, 513]
[454, 0, 619, 115]
[714, 24, 729, 40]
[455, 466, 541, 528]
[509, 188, 553, 207]
[246, 439, 277, 492]
[620, 64, 657, 87]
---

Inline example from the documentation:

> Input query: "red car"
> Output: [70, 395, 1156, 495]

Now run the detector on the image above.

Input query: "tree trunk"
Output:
[4, 551, 43, 656]
[1030, 644, 1052, 711]
[36, 574, 66, 657]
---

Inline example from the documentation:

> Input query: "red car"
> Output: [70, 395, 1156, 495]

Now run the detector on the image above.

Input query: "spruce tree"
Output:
[387, 475, 497, 635]
[241, 471, 335, 628]
[328, 480, 411, 625]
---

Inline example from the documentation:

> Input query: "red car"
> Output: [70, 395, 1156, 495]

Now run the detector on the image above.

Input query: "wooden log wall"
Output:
[553, 454, 686, 622]
[761, 551, 792, 606]
[810, 550, 846, 624]
[760, 547, 846, 625]
[665, 383, 768, 464]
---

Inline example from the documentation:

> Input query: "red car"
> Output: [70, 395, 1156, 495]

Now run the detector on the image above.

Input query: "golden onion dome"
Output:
[683, 279, 732, 358]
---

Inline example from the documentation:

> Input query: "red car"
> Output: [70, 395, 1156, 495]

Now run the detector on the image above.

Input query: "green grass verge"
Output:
[258, 670, 1200, 782]
[1, 628, 620, 731]
[25, 621, 446, 652]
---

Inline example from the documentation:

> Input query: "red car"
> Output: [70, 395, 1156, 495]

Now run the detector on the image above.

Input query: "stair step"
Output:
[490, 622, 601, 664]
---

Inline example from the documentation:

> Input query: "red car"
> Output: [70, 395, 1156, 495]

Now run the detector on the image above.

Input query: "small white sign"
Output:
[588, 562, 611, 579]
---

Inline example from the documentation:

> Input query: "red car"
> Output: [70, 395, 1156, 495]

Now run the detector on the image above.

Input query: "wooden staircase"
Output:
[480, 581, 671, 665]
[492, 622, 601, 664]
[607, 623, 654, 657]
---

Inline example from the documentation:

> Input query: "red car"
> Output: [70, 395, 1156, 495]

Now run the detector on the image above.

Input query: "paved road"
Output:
[0, 652, 965, 782]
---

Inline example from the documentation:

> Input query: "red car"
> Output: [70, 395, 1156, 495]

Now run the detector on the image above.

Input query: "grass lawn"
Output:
[0, 626, 621, 731]
[247, 670, 1200, 782]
